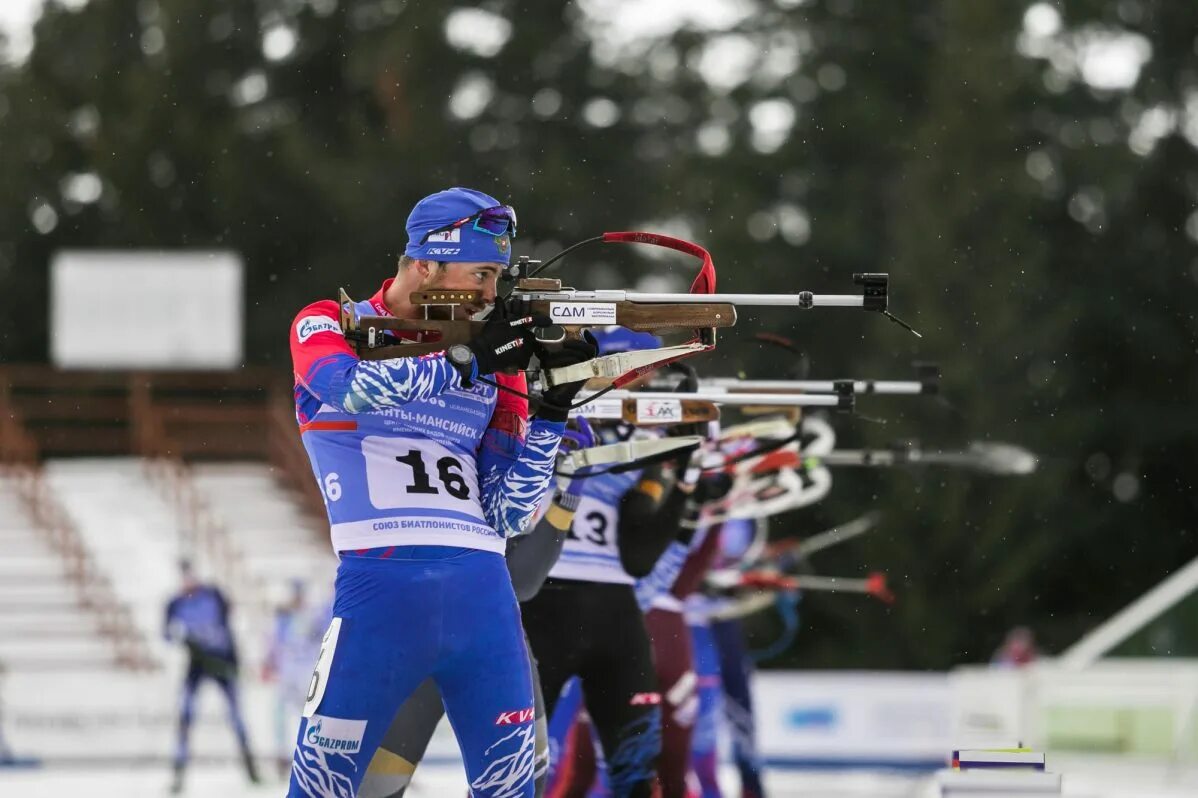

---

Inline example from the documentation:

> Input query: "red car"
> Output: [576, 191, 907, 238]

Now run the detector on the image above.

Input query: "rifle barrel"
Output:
[626, 292, 865, 307]
[594, 390, 843, 407]
[704, 378, 924, 394]
[818, 446, 1036, 474]
[817, 450, 901, 466]
[518, 290, 867, 307]
[789, 576, 873, 593]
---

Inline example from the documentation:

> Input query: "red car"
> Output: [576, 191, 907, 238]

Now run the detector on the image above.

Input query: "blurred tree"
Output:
[0, 0, 1195, 668]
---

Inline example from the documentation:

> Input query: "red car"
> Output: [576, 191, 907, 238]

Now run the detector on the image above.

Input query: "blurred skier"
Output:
[991, 626, 1039, 668]
[163, 560, 259, 794]
[263, 579, 331, 778]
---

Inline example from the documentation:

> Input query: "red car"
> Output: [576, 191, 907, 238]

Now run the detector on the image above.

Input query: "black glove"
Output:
[535, 331, 600, 423]
[692, 472, 734, 505]
[461, 303, 547, 380]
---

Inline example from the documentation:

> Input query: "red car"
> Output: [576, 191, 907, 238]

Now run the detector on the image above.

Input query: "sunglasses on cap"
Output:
[419, 204, 517, 245]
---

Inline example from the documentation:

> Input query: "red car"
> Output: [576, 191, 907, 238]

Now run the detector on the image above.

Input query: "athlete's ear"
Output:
[413, 259, 433, 278]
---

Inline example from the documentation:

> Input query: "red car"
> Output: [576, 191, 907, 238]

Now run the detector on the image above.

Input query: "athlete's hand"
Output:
[462, 303, 547, 380]
[555, 417, 598, 491]
[691, 471, 734, 505]
[561, 416, 597, 451]
[535, 332, 600, 422]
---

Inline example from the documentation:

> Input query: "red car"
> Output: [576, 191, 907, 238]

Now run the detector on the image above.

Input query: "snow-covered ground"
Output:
[2, 758, 1197, 798]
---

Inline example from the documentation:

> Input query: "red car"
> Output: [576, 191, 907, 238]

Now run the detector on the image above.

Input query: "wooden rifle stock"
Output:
[340, 282, 736, 360]
[620, 398, 719, 425]
[570, 397, 720, 425]
[341, 287, 484, 360]
[345, 316, 483, 360]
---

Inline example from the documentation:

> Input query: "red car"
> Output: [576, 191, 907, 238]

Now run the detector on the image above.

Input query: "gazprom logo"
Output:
[305, 714, 366, 753]
[296, 315, 343, 343]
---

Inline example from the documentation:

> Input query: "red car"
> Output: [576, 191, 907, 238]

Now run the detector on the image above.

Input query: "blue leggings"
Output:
[288, 547, 536, 798]
[711, 618, 764, 798]
[688, 620, 722, 798]
[175, 662, 251, 768]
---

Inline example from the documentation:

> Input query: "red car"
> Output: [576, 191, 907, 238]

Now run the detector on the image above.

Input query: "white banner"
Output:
[752, 671, 952, 767]
[50, 250, 243, 369]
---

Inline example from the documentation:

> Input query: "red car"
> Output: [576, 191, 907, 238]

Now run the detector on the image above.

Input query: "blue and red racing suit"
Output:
[287, 279, 564, 798]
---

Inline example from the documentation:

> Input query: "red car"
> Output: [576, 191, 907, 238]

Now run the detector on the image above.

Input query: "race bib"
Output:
[361, 436, 486, 522]
[303, 617, 342, 718]
[563, 495, 620, 558]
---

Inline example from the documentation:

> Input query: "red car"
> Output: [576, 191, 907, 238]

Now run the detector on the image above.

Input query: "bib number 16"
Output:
[321, 473, 342, 502]
[394, 450, 470, 500]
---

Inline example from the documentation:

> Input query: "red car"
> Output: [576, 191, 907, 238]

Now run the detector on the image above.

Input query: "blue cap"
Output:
[404, 187, 514, 264]
[589, 326, 662, 355]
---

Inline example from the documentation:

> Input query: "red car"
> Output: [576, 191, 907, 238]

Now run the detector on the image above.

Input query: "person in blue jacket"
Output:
[164, 559, 259, 793]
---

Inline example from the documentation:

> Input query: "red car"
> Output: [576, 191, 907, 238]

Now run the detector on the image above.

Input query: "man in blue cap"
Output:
[286, 187, 596, 797]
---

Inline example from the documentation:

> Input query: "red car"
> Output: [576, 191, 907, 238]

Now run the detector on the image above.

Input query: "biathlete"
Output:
[524, 328, 702, 798]
[359, 420, 596, 798]
[287, 187, 595, 798]
[164, 560, 259, 794]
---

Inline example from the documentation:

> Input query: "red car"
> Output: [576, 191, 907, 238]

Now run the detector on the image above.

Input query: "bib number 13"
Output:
[394, 450, 470, 500]
[567, 511, 609, 546]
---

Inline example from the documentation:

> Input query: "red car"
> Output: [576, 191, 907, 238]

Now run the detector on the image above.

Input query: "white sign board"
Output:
[751, 670, 952, 767]
[50, 250, 244, 369]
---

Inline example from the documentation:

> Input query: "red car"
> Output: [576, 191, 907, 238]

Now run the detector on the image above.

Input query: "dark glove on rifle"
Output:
[458, 303, 548, 382]
[691, 472, 733, 505]
[535, 331, 600, 423]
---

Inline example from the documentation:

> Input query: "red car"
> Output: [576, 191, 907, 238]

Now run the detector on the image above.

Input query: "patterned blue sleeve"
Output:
[300, 351, 465, 414]
[479, 418, 565, 539]
[290, 301, 467, 413]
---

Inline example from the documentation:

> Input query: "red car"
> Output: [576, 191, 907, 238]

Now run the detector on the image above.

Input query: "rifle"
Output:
[764, 511, 882, 561]
[564, 396, 721, 426]
[717, 417, 797, 442]
[557, 435, 704, 476]
[723, 439, 1039, 477]
[701, 417, 1037, 522]
[641, 366, 935, 426]
[817, 442, 1038, 474]
[702, 568, 893, 624]
[707, 568, 895, 604]
[705, 459, 833, 522]
[339, 232, 915, 395]
[571, 387, 856, 415]
[698, 363, 941, 396]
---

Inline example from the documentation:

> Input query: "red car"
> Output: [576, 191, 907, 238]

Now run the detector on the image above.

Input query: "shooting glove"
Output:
[692, 471, 734, 505]
[535, 332, 600, 422]
[458, 303, 547, 381]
